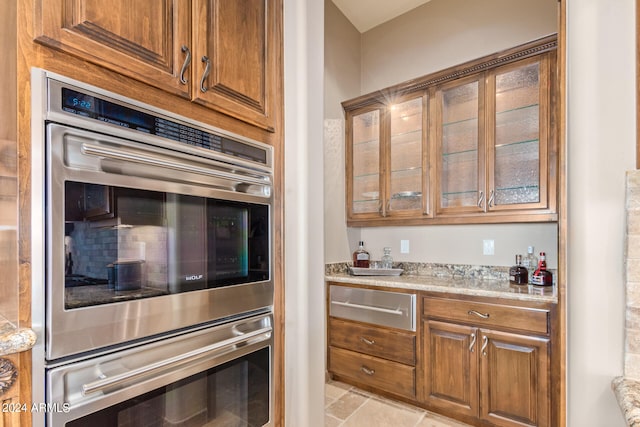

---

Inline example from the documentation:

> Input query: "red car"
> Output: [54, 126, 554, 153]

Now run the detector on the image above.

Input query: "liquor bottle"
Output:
[522, 246, 538, 283]
[352, 241, 370, 268]
[381, 247, 393, 269]
[531, 252, 553, 286]
[509, 254, 528, 285]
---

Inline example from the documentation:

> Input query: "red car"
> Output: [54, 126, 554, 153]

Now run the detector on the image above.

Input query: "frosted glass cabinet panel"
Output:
[389, 97, 424, 213]
[489, 58, 549, 211]
[437, 77, 484, 213]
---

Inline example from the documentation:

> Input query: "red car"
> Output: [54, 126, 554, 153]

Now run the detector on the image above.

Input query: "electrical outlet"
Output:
[400, 240, 410, 254]
[483, 239, 495, 255]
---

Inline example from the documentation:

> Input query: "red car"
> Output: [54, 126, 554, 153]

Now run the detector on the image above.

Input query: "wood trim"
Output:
[557, 1, 567, 426]
[343, 34, 558, 111]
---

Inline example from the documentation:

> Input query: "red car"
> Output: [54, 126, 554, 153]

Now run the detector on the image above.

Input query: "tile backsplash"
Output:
[625, 170, 640, 379]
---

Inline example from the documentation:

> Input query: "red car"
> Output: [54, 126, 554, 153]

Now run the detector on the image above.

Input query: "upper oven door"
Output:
[46, 123, 273, 361]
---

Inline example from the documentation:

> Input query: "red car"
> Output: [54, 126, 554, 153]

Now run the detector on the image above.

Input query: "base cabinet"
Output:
[422, 296, 552, 427]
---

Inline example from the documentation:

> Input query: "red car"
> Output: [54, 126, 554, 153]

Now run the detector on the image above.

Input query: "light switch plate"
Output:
[483, 239, 495, 255]
[400, 240, 410, 254]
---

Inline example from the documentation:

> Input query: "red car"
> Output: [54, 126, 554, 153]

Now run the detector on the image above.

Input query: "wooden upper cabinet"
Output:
[344, 35, 557, 226]
[346, 95, 428, 222]
[34, 0, 192, 98]
[193, 0, 278, 132]
[34, 0, 281, 132]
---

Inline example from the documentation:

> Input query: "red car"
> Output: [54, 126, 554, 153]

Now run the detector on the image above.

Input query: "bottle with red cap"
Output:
[531, 251, 553, 286]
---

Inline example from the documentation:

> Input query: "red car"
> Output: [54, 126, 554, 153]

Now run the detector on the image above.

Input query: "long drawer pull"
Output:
[359, 336, 375, 345]
[360, 366, 375, 376]
[332, 301, 403, 316]
[468, 310, 490, 319]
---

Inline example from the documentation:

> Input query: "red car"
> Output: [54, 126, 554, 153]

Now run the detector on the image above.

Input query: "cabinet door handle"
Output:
[179, 45, 191, 84]
[468, 310, 490, 319]
[200, 56, 211, 93]
[481, 335, 488, 356]
[477, 191, 485, 208]
[359, 336, 375, 346]
[469, 332, 476, 352]
[488, 190, 495, 208]
[360, 366, 375, 376]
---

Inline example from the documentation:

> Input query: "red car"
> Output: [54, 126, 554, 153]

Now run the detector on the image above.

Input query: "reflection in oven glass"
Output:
[63, 181, 269, 310]
[66, 348, 270, 427]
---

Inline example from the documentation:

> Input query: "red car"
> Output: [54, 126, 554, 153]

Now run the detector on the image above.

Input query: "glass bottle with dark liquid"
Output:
[509, 254, 528, 285]
[352, 241, 370, 268]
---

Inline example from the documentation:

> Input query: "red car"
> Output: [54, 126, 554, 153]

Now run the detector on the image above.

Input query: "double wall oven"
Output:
[31, 69, 274, 426]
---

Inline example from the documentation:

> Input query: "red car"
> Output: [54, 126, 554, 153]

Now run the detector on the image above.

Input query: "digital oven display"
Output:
[60, 87, 267, 164]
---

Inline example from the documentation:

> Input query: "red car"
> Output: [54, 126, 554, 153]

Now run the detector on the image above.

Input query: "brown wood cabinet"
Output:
[346, 95, 429, 221]
[343, 35, 557, 226]
[328, 315, 417, 400]
[34, 0, 280, 132]
[422, 295, 552, 427]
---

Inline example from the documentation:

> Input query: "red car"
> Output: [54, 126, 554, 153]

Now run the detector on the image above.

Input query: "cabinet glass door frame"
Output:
[485, 55, 552, 214]
[345, 104, 386, 220]
[435, 73, 487, 216]
[384, 93, 430, 219]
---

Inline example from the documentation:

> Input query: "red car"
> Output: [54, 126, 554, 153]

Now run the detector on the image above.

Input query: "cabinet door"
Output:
[388, 96, 428, 216]
[487, 56, 551, 212]
[193, 0, 280, 132]
[35, 0, 191, 97]
[479, 330, 550, 427]
[346, 107, 384, 219]
[436, 75, 486, 214]
[423, 320, 478, 418]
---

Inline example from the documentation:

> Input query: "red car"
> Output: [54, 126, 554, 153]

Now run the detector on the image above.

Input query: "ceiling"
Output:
[331, 0, 432, 33]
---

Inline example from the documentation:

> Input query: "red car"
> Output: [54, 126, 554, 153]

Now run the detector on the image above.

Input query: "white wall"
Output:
[566, 0, 634, 425]
[284, 0, 325, 425]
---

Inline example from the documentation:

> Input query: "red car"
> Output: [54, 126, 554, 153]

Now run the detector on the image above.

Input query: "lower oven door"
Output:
[45, 313, 273, 426]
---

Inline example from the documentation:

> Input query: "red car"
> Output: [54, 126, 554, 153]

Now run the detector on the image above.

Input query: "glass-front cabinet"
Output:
[344, 35, 557, 225]
[436, 75, 485, 213]
[346, 96, 427, 222]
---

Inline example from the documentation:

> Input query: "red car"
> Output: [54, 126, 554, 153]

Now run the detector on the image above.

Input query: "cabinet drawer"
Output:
[329, 318, 416, 365]
[423, 297, 550, 335]
[329, 347, 416, 399]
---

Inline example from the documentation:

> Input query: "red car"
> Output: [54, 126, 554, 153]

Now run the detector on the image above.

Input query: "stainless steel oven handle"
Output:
[81, 143, 271, 187]
[81, 326, 272, 396]
[331, 300, 404, 316]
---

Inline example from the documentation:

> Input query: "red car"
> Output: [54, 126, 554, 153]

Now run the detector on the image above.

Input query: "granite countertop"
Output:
[0, 314, 36, 357]
[325, 262, 558, 304]
[613, 377, 640, 426]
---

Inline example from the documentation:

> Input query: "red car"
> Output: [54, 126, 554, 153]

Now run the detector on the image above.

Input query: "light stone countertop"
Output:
[613, 377, 640, 426]
[0, 314, 36, 357]
[326, 262, 557, 304]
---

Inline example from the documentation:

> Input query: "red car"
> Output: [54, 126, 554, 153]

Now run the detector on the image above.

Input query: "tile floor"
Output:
[325, 381, 473, 427]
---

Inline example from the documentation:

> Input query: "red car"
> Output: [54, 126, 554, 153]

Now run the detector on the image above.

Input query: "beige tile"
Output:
[325, 414, 342, 427]
[416, 411, 471, 427]
[326, 390, 368, 421]
[626, 284, 640, 308]
[628, 259, 640, 282]
[326, 381, 351, 400]
[342, 398, 423, 427]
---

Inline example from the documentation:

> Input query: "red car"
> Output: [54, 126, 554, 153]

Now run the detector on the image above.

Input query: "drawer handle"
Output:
[332, 301, 404, 316]
[359, 336, 375, 346]
[468, 310, 490, 319]
[469, 332, 476, 353]
[360, 366, 375, 376]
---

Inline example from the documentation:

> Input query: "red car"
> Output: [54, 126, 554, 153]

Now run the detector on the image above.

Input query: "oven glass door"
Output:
[64, 181, 269, 309]
[47, 314, 273, 427]
[67, 348, 270, 427]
